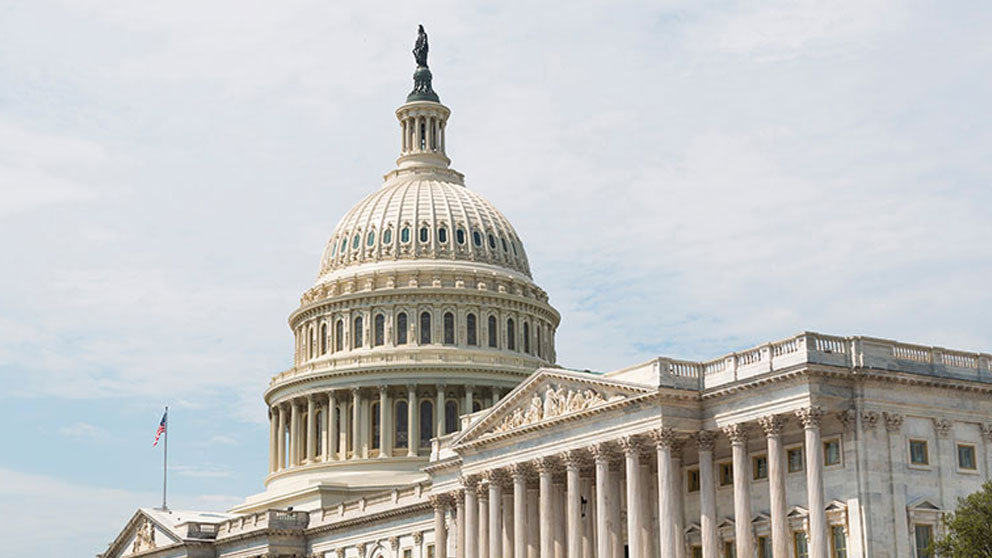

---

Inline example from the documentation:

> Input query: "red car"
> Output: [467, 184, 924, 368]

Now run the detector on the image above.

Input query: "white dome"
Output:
[317, 168, 532, 281]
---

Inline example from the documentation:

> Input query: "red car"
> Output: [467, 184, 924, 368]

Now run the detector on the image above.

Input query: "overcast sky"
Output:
[1, 2, 990, 556]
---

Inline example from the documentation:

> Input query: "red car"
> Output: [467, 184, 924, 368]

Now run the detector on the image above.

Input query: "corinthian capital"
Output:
[757, 415, 785, 437]
[695, 431, 716, 451]
[883, 412, 903, 432]
[589, 442, 613, 464]
[650, 427, 678, 449]
[795, 406, 824, 430]
[722, 423, 748, 445]
[618, 435, 641, 456]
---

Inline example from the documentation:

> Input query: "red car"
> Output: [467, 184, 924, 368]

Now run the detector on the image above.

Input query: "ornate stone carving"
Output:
[430, 493, 450, 509]
[650, 427, 678, 448]
[389, 536, 400, 550]
[695, 430, 716, 451]
[356, 542, 367, 556]
[795, 406, 824, 429]
[461, 475, 479, 489]
[861, 411, 880, 431]
[618, 435, 641, 455]
[413, 531, 423, 544]
[508, 462, 529, 480]
[837, 409, 858, 432]
[932, 418, 952, 438]
[589, 442, 613, 464]
[561, 449, 584, 470]
[131, 517, 156, 553]
[722, 423, 748, 445]
[758, 415, 785, 437]
[884, 412, 903, 432]
[490, 384, 619, 434]
[982, 424, 992, 442]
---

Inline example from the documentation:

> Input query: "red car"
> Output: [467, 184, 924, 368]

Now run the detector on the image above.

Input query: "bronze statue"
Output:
[413, 24, 429, 68]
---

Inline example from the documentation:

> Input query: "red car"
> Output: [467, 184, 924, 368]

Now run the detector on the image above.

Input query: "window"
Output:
[824, 439, 841, 466]
[473, 231, 482, 246]
[395, 401, 408, 448]
[500, 236, 508, 252]
[445, 400, 458, 434]
[723, 541, 735, 558]
[488, 316, 498, 348]
[320, 323, 328, 355]
[687, 468, 700, 492]
[420, 400, 434, 446]
[353, 316, 363, 348]
[794, 532, 809, 558]
[788, 447, 804, 473]
[537, 327, 543, 358]
[958, 443, 977, 470]
[427, 544, 435, 558]
[488, 233, 496, 249]
[335, 320, 343, 351]
[308, 327, 314, 359]
[401, 226, 411, 243]
[371, 401, 380, 450]
[438, 227, 448, 243]
[366, 230, 375, 246]
[914, 524, 933, 558]
[507, 319, 516, 351]
[383, 228, 392, 244]
[420, 123, 426, 150]
[456, 228, 465, 244]
[523, 322, 530, 354]
[691, 547, 702, 558]
[466, 313, 477, 346]
[443, 312, 455, 345]
[420, 312, 432, 344]
[719, 462, 733, 486]
[910, 439, 929, 466]
[753, 454, 768, 480]
[473, 401, 482, 413]
[396, 312, 408, 345]
[511, 241, 518, 255]
[331, 242, 337, 256]
[314, 410, 323, 456]
[352, 233, 360, 249]
[404, 550, 413, 558]
[758, 536, 772, 558]
[374, 314, 385, 346]
[830, 525, 847, 558]
[419, 226, 429, 243]
[340, 238, 347, 253]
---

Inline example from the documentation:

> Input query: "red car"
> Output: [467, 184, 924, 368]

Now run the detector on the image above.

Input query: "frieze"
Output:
[131, 517, 156, 554]
[489, 385, 623, 434]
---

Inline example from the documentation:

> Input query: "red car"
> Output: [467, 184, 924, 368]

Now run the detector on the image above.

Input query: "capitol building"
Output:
[102, 30, 992, 558]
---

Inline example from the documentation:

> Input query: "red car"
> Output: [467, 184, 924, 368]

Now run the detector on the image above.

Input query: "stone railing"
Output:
[649, 332, 991, 390]
[309, 482, 431, 528]
[215, 509, 309, 539]
[179, 521, 219, 540]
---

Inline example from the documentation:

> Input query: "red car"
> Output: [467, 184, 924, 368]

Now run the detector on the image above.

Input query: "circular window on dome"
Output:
[366, 231, 375, 247]
[487, 234, 496, 249]
[473, 231, 482, 247]
[352, 233, 360, 250]
[419, 227, 429, 243]
[383, 229, 392, 244]
[401, 227, 410, 243]
[500, 237, 508, 252]
[437, 227, 448, 243]
[456, 228, 466, 245]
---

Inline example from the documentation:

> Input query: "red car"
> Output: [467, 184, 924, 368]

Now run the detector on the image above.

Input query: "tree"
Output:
[933, 480, 992, 557]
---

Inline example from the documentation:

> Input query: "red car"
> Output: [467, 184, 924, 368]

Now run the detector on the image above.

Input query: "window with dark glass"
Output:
[488, 316, 498, 348]
[507, 319, 515, 351]
[788, 447, 804, 472]
[488, 234, 496, 249]
[687, 468, 700, 492]
[445, 400, 458, 434]
[371, 402, 380, 450]
[511, 241, 518, 255]
[723, 541, 735, 558]
[443, 312, 455, 345]
[383, 228, 392, 244]
[314, 410, 323, 455]
[353, 316, 363, 348]
[914, 525, 933, 558]
[794, 532, 809, 558]
[374, 314, 385, 346]
[473, 231, 482, 246]
[396, 312, 408, 345]
[340, 238, 347, 252]
[501, 237, 508, 252]
[824, 439, 841, 466]
[419, 227, 429, 243]
[438, 227, 447, 243]
[395, 401, 408, 448]
[456, 228, 466, 244]
[367, 231, 375, 247]
[420, 312, 432, 344]
[473, 401, 481, 413]
[910, 439, 929, 465]
[830, 526, 847, 558]
[758, 537, 772, 558]
[420, 400, 434, 446]
[320, 323, 328, 355]
[753, 454, 768, 480]
[401, 227, 411, 243]
[523, 322, 530, 354]
[466, 313, 477, 346]
[719, 462, 733, 486]
[352, 233, 360, 249]
[691, 547, 702, 558]
[958, 443, 977, 470]
[335, 319, 343, 351]
[308, 327, 314, 358]
[331, 242, 337, 257]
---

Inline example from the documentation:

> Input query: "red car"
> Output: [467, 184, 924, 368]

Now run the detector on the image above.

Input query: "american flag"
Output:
[153, 411, 167, 446]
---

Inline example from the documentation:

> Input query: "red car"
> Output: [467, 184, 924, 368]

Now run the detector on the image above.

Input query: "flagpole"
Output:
[162, 406, 168, 510]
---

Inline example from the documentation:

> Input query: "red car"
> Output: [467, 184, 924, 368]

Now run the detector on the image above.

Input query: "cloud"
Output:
[172, 464, 233, 479]
[59, 421, 107, 440]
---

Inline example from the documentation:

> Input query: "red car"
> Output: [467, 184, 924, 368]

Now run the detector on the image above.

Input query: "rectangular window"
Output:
[958, 443, 977, 470]
[753, 454, 768, 480]
[719, 462, 734, 486]
[824, 439, 841, 466]
[692, 546, 703, 558]
[404, 550, 412, 558]
[915, 524, 934, 558]
[788, 447, 804, 473]
[910, 439, 929, 466]
[427, 544, 435, 558]
[758, 536, 772, 558]
[687, 468, 700, 492]
[794, 532, 809, 558]
[723, 541, 735, 558]
[830, 525, 847, 558]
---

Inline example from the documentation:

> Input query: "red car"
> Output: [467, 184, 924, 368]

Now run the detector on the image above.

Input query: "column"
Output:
[339, 392, 349, 460]
[884, 412, 909, 558]
[277, 405, 287, 470]
[796, 407, 826, 558]
[433, 495, 449, 558]
[670, 441, 685, 558]
[437, 384, 447, 439]
[537, 457, 554, 558]
[268, 407, 277, 473]
[328, 391, 339, 461]
[640, 461, 654, 558]
[592, 444, 613, 558]
[457, 491, 466, 558]
[306, 396, 316, 463]
[723, 424, 752, 558]
[696, 432, 718, 558]
[351, 388, 361, 460]
[653, 428, 676, 558]
[527, 486, 540, 558]
[620, 436, 643, 558]
[610, 462, 623, 558]
[565, 451, 583, 558]
[479, 481, 490, 558]
[466, 386, 475, 416]
[379, 386, 390, 458]
[488, 471, 503, 558]
[289, 400, 300, 466]
[408, 384, 419, 457]
[553, 479, 565, 558]
[512, 465, 527, 558]
[759, 415, 788, 558]
[360, 391, 369, 458]
[503, 491, 514, 558]
[464, 476, 479, 558]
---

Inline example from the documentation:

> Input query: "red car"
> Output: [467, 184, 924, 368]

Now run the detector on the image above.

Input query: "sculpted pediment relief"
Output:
[131, 517, 157, 554]
[491, 384, 625, 434]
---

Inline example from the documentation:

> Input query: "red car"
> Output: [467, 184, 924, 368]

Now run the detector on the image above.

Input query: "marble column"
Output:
[289, 401, 300, 466]
[434, 495, 449, 558]
[609, 463, 623, 558]
[553, 479, 565, 558]
[306, 396, 316, 463]
[565, 450, 583, 558]
[723, 424, 752, 558]
[379, 386, 389, 458]
[796, 407, 826, 558]
[512, 465, 528, 558]
[759, 415, 788, 558]
[464, 477, 479, 558]
[592, 444, 613, 558]
[653, 428, 676, 558]
[408, 384, 419, 457]
[328, 391, 338, 461]
[277, 405, 287, 470]
[268, 407, 277, 473]
[503, 491, 514, 558]
[696, 432, 718, 558]
[537, 457, 554, 558]
[351, 388, 361, 460]
[488, 471, 503, 558]
[479, 482, 490, 558]
[437, 384, 447, 439]
[527, 486, 540, 558]
[457, 490, 466, 558]
[670, 441, 685, 558]
[620, 436, 643, 558]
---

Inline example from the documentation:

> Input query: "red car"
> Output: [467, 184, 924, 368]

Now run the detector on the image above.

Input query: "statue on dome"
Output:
[413, 24, 429, 68]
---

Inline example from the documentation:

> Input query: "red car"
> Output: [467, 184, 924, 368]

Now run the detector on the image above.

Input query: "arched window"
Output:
[473, 231, 482, 246]
[308, 326, 315, 359]
[320, 323, 328, 355]
[488, 233, 496, 249]
[443, 312, 455, 345]
[456, 228, 466, 244]
[445, 400, 458, 434]
[524, 322, 531, 354]
[335, 319, 343, 352]
[419, 400, 434, 446]
[511, 241, 518, 256]
[488, 316, 498, 348]
[401, 227, 411, 243]
[374, 314, 385, 347]
[466, 313, 477, 346]
[353, 316, 363, 348]
[395, 400, 408, 449]
[371, 401, 380, 450]
[340, 238, 347, 253]
[331, 241, 337, 257]
[352, 233, 360, 250]
[420, 312, 432, 344]
[419, 227, 429, 243]
[366, 231, 375, 247]
[537, 326, 543, 358]
[438, 227, 448, 243]
[501, 236, 508, 252]
[383, 228, 392, 244]
[315, 410, 323, 456]
[300, 413, 308, 458]
[396, 312, 408, 345]
[507, 318, 516, 351]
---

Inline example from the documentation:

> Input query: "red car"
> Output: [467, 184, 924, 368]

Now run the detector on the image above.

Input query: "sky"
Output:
[0, 1, 990, 556]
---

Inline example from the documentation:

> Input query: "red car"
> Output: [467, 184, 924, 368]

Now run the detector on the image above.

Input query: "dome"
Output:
[317, 170, 531, 282]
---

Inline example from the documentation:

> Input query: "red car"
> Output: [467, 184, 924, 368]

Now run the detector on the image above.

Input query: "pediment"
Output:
[908, 498, 941, 511]
[787, 505, 809, 518]
[101, 509, 183, 558]
[454, 368, 655, 447]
